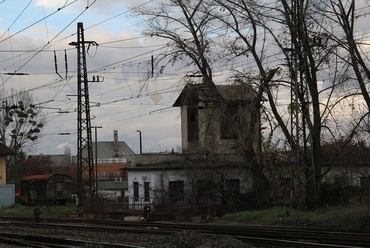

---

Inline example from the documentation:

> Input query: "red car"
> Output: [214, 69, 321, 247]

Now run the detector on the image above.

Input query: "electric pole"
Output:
[69, 22, 98, 209]
[289, 0, 317, 210]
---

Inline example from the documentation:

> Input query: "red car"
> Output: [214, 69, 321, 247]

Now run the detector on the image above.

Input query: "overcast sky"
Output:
[0, 0, 183, 156]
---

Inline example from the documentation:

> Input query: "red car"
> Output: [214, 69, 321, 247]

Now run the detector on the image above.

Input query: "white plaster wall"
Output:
[128, 167, 253, 209]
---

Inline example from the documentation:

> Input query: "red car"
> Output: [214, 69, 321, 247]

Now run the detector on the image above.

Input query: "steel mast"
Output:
[289, 0, 316, 210]
[69, 22, 98, 208]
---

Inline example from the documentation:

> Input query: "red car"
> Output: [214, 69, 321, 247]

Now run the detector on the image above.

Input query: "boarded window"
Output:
[169, 181, 184, 201]
[144, 182, 150, 202]
[109, 171, 113, 178]
[133, 182, 139, 201]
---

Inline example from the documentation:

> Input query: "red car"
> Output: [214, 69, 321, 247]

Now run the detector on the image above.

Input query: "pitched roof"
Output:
[0, 143, 15, 156]
[173, 83, 256, 107]
[20, 174, 54, 181]
[72, 141, 135, 164]
[20, 174, 72, 182]
[93, 141, 135, 161]
[173, 83, 222, 107]
[216, 84, 256, 101]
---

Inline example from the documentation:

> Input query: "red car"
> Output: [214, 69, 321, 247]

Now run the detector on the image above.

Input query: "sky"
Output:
[1, 1, 370, 157]
[0, 0, 183, 156]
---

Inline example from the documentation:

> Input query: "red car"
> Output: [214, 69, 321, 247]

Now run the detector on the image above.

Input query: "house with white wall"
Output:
[128, 82, 260, 212]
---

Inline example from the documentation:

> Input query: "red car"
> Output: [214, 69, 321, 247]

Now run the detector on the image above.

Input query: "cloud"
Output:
[57, 142, 72, 149]
[0, 1, 184, 156]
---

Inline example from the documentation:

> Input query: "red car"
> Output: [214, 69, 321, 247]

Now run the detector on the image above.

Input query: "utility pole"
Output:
[289, 0, 317, 210]
[69, 22, 98, 209]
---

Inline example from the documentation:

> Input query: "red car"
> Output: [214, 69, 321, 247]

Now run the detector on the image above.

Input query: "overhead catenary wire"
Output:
[0, 0, 79, 44]
[1, 1, 369, 141]
[0, 0, 98, 87]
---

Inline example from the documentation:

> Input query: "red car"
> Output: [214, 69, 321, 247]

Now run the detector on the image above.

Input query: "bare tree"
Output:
[134, 0, 218, 85]
[132, 0, 271, 207]
[132, 0, 370, 209]
[315, 0, 370, 149]
[328, 0, 370, 109]
[207, 0, 368, 209]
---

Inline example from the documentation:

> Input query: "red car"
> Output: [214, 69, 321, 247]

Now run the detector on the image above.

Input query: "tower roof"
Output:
[173, 83, 256, 107]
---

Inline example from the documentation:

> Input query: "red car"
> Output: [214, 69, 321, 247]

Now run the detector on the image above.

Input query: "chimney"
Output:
[114, 130, 119, 157]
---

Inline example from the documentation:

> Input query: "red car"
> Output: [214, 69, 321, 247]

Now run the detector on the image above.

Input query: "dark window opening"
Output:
[360, 177, 370, 188]
[169, 181, 184, 201]
[220, 102, 238, 140]
[196, 179, 212, 205]
[188, 107, 199, 142]
[197, 180, 208, 199]
[133, 182, 139, 201]
[226, 179, 240, 196]
[144, 182, 150, 202]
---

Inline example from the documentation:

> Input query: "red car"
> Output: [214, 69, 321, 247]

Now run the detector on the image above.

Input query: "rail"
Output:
[1, 216, 369, 247]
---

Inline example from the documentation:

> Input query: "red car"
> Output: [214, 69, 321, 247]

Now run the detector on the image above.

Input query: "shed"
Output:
[19, 174, 73, 204]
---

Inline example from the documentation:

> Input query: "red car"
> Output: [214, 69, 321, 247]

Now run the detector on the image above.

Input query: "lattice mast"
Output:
[69, 22, 97, 200]
[289, 0, 316, 209]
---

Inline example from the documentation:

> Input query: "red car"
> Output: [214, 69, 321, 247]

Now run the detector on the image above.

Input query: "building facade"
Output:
[71, 130, 134, 201]
[128, 82, 260, 212]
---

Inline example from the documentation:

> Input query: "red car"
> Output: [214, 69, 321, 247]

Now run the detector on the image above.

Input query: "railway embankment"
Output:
[1, 204, 370, 231]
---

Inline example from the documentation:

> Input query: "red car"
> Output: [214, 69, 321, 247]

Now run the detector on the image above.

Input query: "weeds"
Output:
[0, 204, 77, 217]
[221, 205, 370, 230]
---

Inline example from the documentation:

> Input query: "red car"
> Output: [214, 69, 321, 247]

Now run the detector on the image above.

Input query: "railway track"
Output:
[0, 231, 145, 248]
[0, 216, 369, 247]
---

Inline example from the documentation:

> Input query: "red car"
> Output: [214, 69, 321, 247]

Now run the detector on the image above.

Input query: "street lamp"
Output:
[136, 130, 142, 155]
[92, 126, 102, 192]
